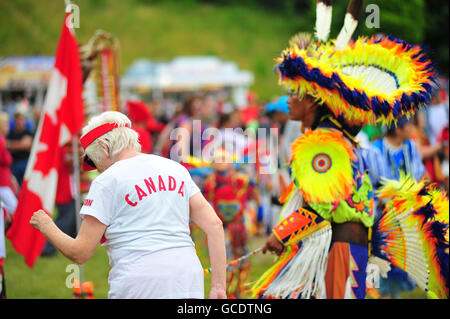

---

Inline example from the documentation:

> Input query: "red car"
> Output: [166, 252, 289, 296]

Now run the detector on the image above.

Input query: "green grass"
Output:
[0, 0, 313, 101]
[4, 230, 274, 299]
[4, 240, 110, 299]
[4, 231, 428, 299]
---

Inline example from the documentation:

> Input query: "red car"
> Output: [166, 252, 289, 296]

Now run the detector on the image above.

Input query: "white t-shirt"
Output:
[80, 153, 204, 298]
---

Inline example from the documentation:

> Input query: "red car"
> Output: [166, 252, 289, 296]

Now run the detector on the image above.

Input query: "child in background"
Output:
[203, 149, 260, 298]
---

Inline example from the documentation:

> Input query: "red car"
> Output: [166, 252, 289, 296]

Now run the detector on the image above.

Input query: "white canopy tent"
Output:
[120, 56, 254, 108]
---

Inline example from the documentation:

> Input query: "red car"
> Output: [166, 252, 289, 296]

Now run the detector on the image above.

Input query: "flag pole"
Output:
[72, 136, 85, 296]
[65, 0, 85, 297]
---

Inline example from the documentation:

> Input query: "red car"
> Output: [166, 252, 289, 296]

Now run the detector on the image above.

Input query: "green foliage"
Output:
[304, 0, 426, 44]
[303, 0, 448, 74]
[423, 0, 449, 75]
[0, 0, 447, 100]
[0, 0, 302, 101]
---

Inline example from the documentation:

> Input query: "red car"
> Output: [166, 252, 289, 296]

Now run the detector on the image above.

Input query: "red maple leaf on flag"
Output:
[7, 8, 84, 268]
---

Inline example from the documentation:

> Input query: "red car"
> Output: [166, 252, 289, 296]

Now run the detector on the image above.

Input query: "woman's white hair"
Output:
[82, 111, 141, 165]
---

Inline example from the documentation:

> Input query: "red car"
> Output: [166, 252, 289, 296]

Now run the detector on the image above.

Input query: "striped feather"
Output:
[372, 174, 449, 298]
[335, 0, 364, 50]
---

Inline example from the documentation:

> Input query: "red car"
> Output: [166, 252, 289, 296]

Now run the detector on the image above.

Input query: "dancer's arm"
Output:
[189, 192, 227, 299]
[30, 210, 106, 264]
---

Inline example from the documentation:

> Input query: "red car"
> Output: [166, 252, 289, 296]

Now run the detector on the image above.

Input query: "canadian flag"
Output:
[7, 8, 84, 267]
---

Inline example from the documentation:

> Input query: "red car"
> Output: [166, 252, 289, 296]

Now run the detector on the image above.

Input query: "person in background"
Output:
[126, 100, 153, 154]
[216, 111, 248, 160]
[424, 92, 449, 145]
[203, 148, 259, 298]
[202, 94, 218, 129]
[8, 99, 35, 133]
[0, 112, 18, 299]
[263, 96, 301, 234]
[0, 112, 18, 217]
[240, 92, 260, 133]
[412, 111, 445, 186]
[41, 142, 78, 257]
[157, 94, 205, 161]
[0, 202, 7, 298]
[437, 124, 449, 194]
[146, 101, 165, 137]
[360, 123, 384, 144]
[367, 117, 426, 191]
[6, 108, 34, 186]
[367, 117, 426, 298]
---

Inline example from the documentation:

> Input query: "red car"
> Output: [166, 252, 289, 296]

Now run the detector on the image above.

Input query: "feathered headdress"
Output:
[277, 0, 437, 126]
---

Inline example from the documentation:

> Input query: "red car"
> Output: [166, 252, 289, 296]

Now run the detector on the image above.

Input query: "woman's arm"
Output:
[30, 210, 106, 264]
[416, 141, 442, 159]
[189, 192, 227, 299]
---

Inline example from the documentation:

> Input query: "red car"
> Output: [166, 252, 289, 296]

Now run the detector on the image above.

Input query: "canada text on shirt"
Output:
[124, 175, 186, 207]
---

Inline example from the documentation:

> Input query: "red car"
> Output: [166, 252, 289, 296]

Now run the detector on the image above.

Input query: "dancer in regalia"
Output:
[251, 0, 448, 299]
[203, 148, 259, 298]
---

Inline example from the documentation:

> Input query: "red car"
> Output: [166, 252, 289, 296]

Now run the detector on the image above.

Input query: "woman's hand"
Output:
[30, 209, 53, 232]
[208, 286, 227, 299]
[262, 233, 284, 256]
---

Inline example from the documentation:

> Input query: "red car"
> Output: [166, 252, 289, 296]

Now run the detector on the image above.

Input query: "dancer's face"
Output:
[397, 122, 415, 141]
[287, 94, 319, 128]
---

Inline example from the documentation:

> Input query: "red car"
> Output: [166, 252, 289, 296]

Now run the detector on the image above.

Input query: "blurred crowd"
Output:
[0, 78, 449, 297]
[1, 80, 449, 230]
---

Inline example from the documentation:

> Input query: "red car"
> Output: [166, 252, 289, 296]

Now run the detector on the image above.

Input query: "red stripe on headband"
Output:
[80, 122, 130, 149]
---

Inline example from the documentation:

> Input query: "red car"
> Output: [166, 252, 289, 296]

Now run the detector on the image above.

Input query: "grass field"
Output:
[4, 232, 275, 299]
[4, 230, 275, 299]
[0, 0, 315, 101]
[4, 230, 427, 299]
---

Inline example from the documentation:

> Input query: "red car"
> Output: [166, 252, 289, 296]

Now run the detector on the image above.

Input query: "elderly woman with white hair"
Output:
[30, 111, 227, 299]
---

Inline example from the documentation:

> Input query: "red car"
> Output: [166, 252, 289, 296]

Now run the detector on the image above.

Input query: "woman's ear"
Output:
[98, 140, 110, 157]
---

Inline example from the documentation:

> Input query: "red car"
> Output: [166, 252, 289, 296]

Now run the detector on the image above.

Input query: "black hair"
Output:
[310, 102, 363, 145]
[312, 104, 363, 135]
[218, 113, 232, 128]
[182, 94, 202, 117]
[386, 117, 411, 137]
[386, 125, 398, 137]
[311, 104, 333, 130]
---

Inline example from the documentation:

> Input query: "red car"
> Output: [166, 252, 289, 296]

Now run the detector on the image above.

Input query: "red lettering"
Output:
[125, 193, 138, 207]
[135, 184, 147, 201]
[145, 177, 157, 194]
[158, 175, 167, 191]
[83, 199, 93, 207]
[178, 181, 185, 197]
[168, 176, 176, 191]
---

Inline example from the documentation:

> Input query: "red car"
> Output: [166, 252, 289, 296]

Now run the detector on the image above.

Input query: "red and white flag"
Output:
[7, 8, 84, 267]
